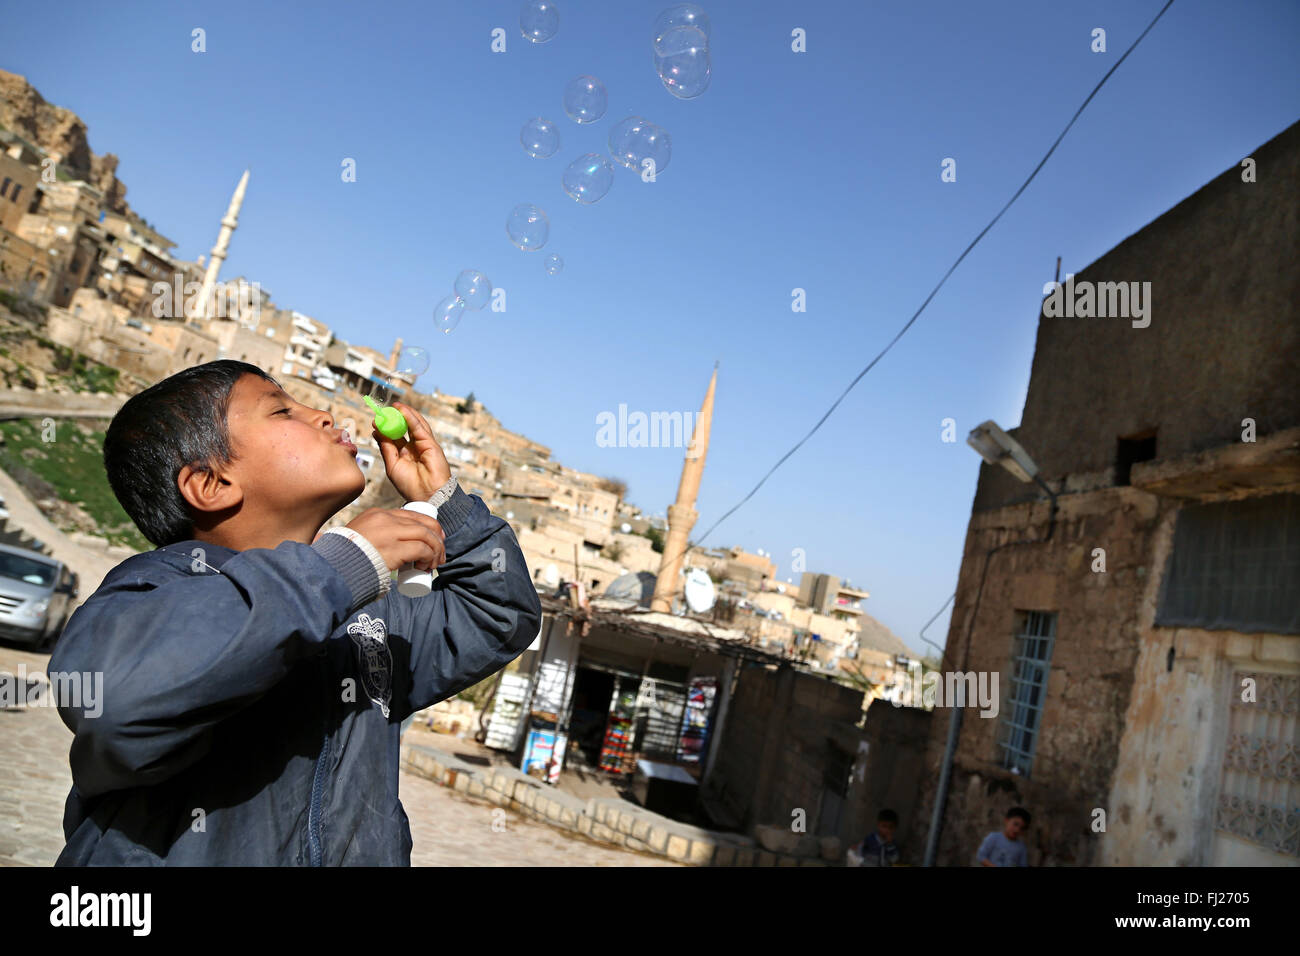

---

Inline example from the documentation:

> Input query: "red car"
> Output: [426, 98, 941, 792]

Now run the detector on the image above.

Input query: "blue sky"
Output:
[3, 0, 1297, 654]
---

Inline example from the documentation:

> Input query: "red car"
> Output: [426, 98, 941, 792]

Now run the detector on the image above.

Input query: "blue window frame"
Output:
[997, 610, 1057, 777]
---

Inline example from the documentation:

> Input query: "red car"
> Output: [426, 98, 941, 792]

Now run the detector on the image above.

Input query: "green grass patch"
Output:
[0, 418, 149, 551]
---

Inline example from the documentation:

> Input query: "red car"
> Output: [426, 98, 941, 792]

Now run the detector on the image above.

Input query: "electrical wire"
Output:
[650, 0, 1178, 590]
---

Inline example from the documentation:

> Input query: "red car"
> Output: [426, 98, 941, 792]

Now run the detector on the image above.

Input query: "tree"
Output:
[456, 391, 476, 415]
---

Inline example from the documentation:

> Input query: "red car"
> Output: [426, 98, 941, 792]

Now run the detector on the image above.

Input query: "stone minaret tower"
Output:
[193, 170, 249, 319]
[650, 362, 718, 613]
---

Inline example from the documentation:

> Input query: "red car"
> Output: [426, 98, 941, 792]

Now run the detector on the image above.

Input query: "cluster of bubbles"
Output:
[371, 345, 430, 406]
[519, 0, 559, 43]
[503, 5, 707, 280]
[432, 269, 493, 335]
[653, 4, 711, 99]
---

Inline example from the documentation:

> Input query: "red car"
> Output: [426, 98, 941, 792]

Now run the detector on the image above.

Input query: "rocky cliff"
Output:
[0, 69, 130, 214]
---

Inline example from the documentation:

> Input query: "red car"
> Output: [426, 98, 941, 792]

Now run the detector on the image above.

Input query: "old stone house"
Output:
[917, 121, 1299, 866]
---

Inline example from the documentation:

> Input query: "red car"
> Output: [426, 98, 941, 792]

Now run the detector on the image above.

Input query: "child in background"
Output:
[855, 808, 902, 866]
[976, 807, 1032, 866]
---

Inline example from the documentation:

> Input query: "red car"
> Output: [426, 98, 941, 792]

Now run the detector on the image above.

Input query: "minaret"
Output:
[192, 170, 249, 319]
[650, 363, 718, 613]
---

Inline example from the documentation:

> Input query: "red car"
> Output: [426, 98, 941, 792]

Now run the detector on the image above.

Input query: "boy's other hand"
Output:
[374, 402, 453, 502]
[346, 508, 446, 571]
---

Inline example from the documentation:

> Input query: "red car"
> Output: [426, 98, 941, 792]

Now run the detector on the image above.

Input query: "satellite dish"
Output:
[683, 567, 716, 613]
[605, 571, 656, 606]
[542, 563, 561, 588]
[620, 522, 632, 534]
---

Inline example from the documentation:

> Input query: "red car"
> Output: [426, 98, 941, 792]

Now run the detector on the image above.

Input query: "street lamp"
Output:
[966, 420, 1058, 533]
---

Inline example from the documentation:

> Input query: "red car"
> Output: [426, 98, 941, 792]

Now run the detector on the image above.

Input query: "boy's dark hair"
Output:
[877, 809, 899, 824]
[1006, 807, 1031, 825]
[104, 360, 279, 546]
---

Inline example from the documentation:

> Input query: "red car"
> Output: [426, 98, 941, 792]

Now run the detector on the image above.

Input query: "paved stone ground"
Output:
[0, 644, 72, 867]
[401, 770, 681, 867]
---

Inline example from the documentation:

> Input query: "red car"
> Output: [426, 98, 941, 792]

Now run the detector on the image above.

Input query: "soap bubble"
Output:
[520, 117, 560, 159]
[434, 295, 466, 334]
[563, 75, 607, 124]
[608, 117, 671, 174]
[545, 254, 563, 275]
[653, 3, 710, 47]
[562, 153, 614, 204]
[654, 26, 710, 98]
[454, 269, 493, 310]
[520, 0, 559, 43]
[395, 346, 430, 378]
[506, 204, 550, 250]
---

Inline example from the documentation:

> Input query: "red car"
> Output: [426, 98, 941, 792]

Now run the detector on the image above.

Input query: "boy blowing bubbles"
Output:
[49, 361, 542, 865]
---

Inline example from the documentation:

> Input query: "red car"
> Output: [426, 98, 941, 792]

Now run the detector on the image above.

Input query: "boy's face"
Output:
[223, 375, 365, 518]
[876, 820, 896, 843]
[1003, 816, 1026, 840]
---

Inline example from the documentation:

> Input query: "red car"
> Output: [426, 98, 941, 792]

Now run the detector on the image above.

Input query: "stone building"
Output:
[917, 121, 1299, 866]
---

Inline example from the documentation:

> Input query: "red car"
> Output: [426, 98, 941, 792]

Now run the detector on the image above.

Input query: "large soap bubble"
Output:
[395, 346, 430, 378]
[608, 116, 672, 175]
[454, 270, 493, 310]
[434, 295, 466, 334]
[545, 254, 564, 276]
[520, 0, 559, 43]
[653, 3, 710, 47]
[563, 75, 608, 124]
[655, 26, 710, 98]
[506, 203, 550, 250]
[562, 154, 614, 204]
[520, 118, 560, 159]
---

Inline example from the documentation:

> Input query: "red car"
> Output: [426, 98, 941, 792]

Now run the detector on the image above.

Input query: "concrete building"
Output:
[917, 121, 1300, 867]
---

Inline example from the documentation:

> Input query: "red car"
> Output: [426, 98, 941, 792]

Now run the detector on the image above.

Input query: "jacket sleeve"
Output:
[381, 487, 543, 720]
[49, 537, 384, 799]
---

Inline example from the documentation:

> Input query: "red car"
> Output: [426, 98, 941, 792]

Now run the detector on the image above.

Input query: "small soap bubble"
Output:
[608, 117, 671, 174]
[545, 254, 563, 275]
[434, 295, 466, 334]
[653, 3, 710, 48]
[520, 118, 560, 159]
[654, 26, 710, 99]
[520, 0, 559, 43]
[454, 269, 493, 310]
[506, 204, 550, 250]
[562, 153, 615, 204]
[395, 346, 430, 379]
[563, 75, 608, 124]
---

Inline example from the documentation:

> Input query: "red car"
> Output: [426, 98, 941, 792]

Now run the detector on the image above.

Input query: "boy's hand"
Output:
[374, 402, 453, 502]
[346, 509, 446, 571]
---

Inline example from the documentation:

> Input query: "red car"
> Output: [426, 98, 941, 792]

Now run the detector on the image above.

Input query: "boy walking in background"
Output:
[49, 360, 541, 865]
[976, 807, 1032, 866]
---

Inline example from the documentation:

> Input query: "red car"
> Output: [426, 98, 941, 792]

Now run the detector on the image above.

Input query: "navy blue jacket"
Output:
[48, 487, 541, 865]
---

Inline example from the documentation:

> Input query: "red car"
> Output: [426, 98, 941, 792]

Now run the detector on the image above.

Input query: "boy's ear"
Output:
[177, 462, 243, 513]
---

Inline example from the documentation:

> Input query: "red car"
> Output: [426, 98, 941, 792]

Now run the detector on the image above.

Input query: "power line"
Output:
[661, 0, 1178, 580]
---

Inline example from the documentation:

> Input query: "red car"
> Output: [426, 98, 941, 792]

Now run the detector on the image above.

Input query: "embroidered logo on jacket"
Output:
[346, 613, 392, 719]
